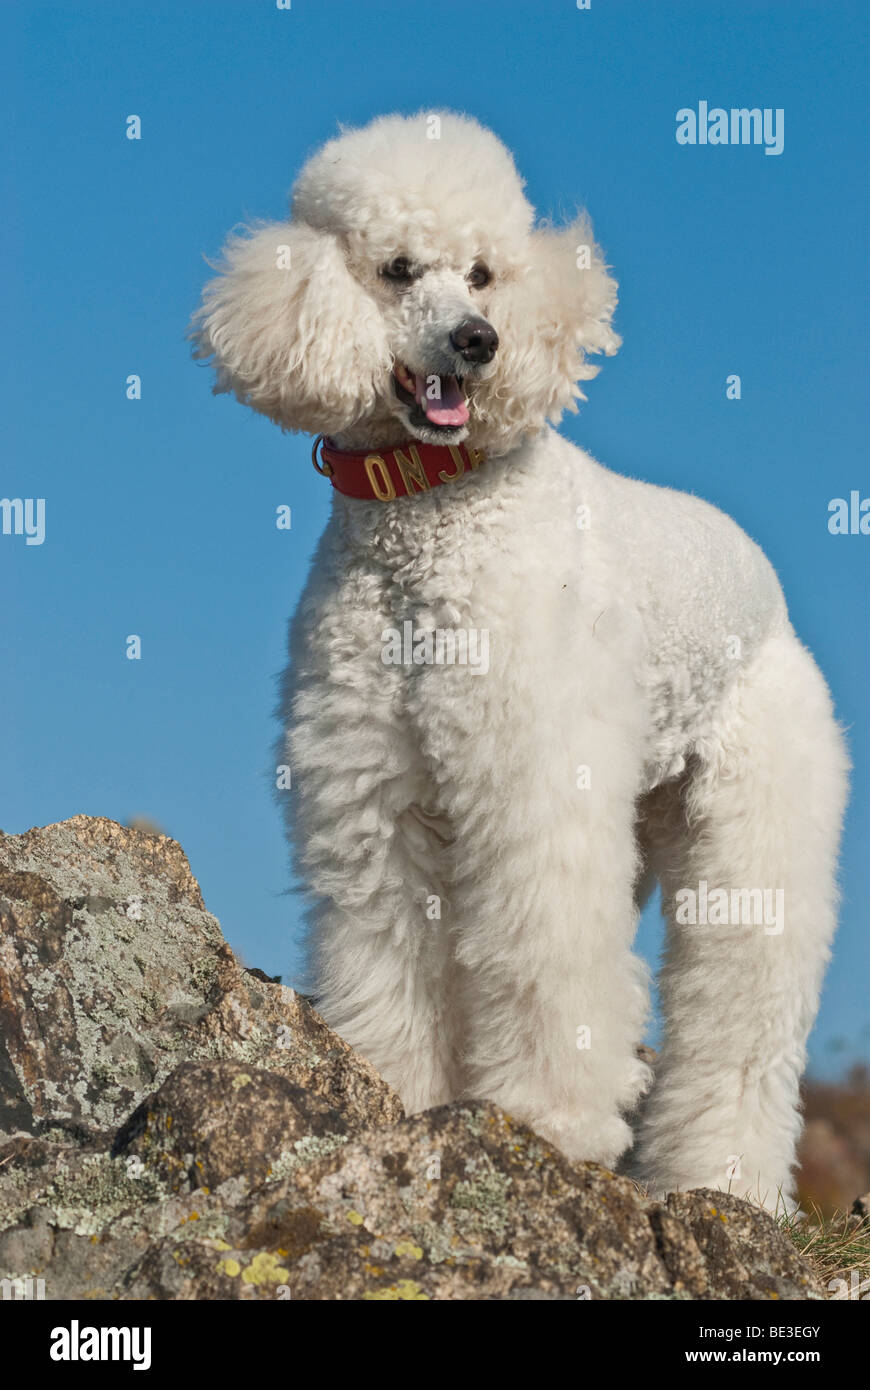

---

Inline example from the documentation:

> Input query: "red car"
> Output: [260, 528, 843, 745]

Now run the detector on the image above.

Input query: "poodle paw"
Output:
[524, 1108, 633, 1170]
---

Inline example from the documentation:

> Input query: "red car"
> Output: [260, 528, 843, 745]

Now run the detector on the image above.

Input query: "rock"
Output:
[113, 1102, 820, 1301]
[0, 1095, 822, 1301]
[0, 815, 825, 1301]
[186, 948, 401, 1130]
[111, 1059, 350, 1192]
[661, 1190, 819, 1300]
[0, 815, 402, 1140]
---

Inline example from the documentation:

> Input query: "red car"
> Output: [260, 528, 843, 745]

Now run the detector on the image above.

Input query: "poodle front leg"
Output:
[304, 795, 460, 1114]
[452, 795, 652, 1170]
[285, 667, 460, 1114]
[306, 889, 456, 1115]
[633, 632, 849, 1212]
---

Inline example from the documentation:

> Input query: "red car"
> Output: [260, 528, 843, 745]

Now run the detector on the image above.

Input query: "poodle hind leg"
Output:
[633, 631, 849, 1211]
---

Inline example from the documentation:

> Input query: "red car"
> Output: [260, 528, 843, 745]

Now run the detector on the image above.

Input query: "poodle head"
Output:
[191, 111, 620, 456]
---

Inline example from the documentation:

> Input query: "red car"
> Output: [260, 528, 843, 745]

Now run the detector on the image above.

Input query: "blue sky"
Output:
[2, 0, 868, 1076]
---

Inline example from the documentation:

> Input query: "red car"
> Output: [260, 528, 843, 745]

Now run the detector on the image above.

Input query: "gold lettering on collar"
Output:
[438, 446, 465, 483]
[466, 447, 485, 470]
[364, 454, 397, 501]
[393, 445, 430, 495]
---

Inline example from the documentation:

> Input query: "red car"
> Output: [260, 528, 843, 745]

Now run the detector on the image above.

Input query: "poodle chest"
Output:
[322, 431, 782, 800]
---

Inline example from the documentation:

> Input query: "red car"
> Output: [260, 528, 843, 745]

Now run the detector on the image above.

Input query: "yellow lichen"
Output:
[241, 1252, 290, 1286]
[394, 1241, 423, 1260]
[347, 1210, 364, 1226]
[218, 1257, 241, 1278]
[363, 1279, 429, 1301]
[231, 1073, 253, 1090]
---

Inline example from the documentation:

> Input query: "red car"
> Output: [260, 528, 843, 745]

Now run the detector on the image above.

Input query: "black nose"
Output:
[449, 318, 499, 364]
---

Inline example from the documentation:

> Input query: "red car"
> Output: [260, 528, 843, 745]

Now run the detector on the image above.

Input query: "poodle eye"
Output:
[467, 262, 492, 289]
[380, 256, 415, 285]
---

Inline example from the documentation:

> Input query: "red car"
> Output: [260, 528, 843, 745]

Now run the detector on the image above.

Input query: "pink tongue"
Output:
[414, 373, 469, 427]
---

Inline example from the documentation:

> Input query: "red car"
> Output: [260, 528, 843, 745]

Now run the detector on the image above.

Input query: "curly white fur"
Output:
[193, 111, 848, 1212]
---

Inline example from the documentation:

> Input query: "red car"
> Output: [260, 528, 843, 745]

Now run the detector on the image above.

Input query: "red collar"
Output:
[312, 434, 487, 502]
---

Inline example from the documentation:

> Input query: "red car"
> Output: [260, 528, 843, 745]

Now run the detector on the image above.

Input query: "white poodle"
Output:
[193, 111, 848, 1211]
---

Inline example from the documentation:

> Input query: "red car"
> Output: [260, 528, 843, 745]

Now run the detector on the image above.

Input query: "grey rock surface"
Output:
[0, 816, 824, 1301]
[0, 815, 402, 1141]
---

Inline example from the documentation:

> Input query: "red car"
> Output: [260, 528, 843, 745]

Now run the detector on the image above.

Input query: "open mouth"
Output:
[393, 363, 470, 431]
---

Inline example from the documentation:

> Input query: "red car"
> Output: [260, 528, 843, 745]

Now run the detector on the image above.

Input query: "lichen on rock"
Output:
[0, 815, 828, 1301]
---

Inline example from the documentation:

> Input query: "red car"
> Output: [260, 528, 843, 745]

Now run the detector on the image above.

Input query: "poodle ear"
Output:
[540, 216, 621, 365]
[190, 221, 390, 434]
[477, 216, 619, 449]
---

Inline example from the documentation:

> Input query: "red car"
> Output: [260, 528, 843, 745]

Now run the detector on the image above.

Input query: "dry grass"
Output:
[781, 1204, 870, 1297]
